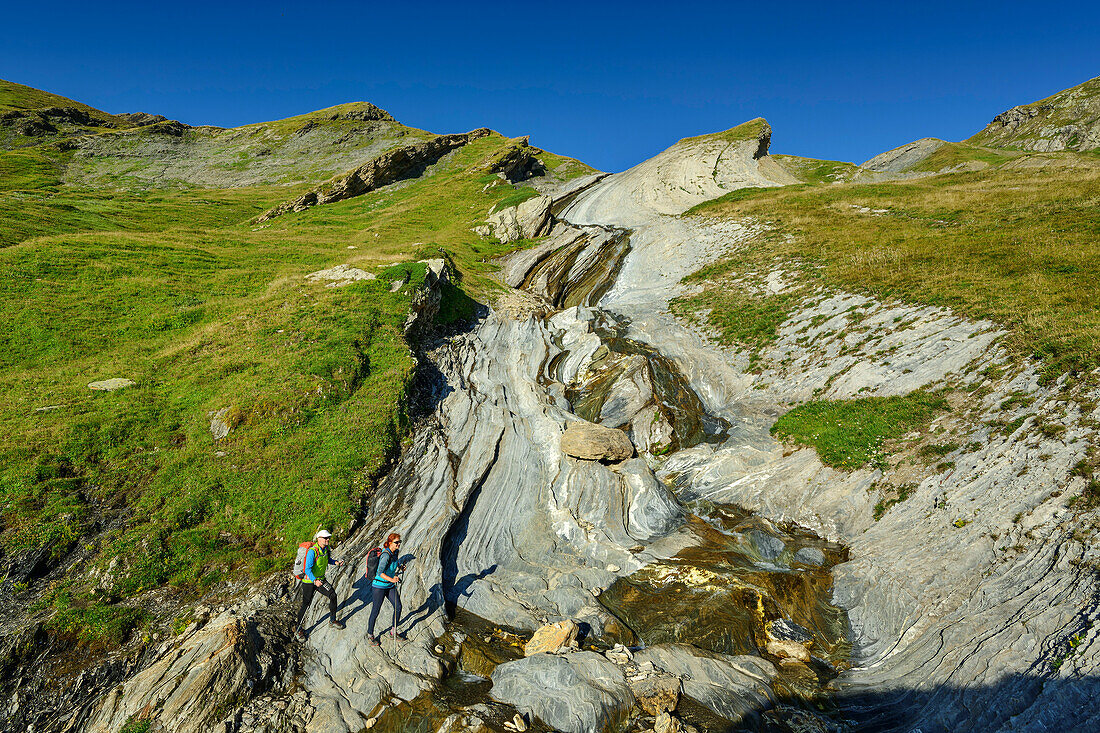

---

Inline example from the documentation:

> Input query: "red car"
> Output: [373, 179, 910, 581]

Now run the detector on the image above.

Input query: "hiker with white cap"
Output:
[293, 529, 345, 639]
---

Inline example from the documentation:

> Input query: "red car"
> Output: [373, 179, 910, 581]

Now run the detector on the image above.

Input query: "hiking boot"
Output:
[331, 620, 346, 630]
[296, 629, 307, 641]
[368, 635, 380, 646]
[394, 631, 407, 641]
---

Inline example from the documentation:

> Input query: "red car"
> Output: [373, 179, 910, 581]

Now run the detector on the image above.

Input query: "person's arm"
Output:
[304, 548, 318, 583]
[379, 551, 399, 583]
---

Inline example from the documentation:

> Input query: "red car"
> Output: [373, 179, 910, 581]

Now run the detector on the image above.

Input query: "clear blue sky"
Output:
[4, 1, 1097, 171]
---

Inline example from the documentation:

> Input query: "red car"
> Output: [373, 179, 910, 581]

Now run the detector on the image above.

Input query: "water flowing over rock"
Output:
[54, 108, 1100, 733]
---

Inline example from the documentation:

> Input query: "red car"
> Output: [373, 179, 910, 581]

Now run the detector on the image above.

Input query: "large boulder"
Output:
[524, 619, 579, 656]
[560, 421, 634, 462]
[634, 644, 776, 727]
[490, 652, 634, 733]
[483, 195, 553, 243]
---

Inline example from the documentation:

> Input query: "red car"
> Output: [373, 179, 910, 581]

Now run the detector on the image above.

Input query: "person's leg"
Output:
[388, 588, 403, 638]
[318, 583, 338, 622]
[296, 583, 316, 629]
[367, 586, 386, 638]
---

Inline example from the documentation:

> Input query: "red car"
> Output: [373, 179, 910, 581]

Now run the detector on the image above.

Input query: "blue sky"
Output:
[4, 1, 1097, 171]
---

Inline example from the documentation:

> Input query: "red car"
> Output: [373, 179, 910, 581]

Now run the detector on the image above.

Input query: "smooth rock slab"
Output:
[305, 264, 376, 287]
[561, 421, 633, 461]
[490, 652, 634, 733]
[88, 378, 135, 391]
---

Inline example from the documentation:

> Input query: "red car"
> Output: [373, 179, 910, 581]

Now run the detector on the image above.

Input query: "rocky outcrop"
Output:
[256, 128, 491, 221]
[86, 598, 297, 733]
[560, 117, 795, 227]
[860, 137, 946, 172]
[560, 159, 1100, 731]
[560, 421, 634, 461]
[475, 194, 553, 243]
[478, 136, 546, 181]
[968, 75, 1100, 151]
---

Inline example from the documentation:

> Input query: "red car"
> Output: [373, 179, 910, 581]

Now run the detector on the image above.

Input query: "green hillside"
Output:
[0, 83, 571, 643]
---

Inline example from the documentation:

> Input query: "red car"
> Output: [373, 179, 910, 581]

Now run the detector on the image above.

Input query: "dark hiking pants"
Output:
[296, 581, 337, 628]
[367, 586, 401, 637]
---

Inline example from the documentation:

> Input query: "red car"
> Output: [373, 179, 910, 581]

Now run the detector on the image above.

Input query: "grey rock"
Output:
[792, 547, 826, 567]
[87, 378, 135, 391]
[490, 652, 634, 733]
[634, 645, 776, 726]
[209, 407, 232, 440]
[746, 528, 785, 562]
[860, 137, 946, 173]
[305, 264, 376, 287]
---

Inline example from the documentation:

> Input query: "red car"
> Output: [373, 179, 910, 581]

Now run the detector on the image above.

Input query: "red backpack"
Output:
[292, 542, 316, 580]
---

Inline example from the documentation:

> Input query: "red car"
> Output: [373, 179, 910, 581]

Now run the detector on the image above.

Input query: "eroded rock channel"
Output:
[270, 190, 854, 732]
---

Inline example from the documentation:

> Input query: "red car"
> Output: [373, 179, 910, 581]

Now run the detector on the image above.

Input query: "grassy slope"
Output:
[682, 157, 1100, 383]
[0, 104, 547, 641]
[0, 79, 117, 119]
[771, 154, 860, 184]
[680, 118, 767, 146]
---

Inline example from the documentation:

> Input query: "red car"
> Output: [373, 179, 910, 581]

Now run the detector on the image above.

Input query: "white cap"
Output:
[314, 529, 332, 539]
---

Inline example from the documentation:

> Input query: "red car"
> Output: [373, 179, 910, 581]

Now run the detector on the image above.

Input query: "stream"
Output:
[351, 211, 853, 733]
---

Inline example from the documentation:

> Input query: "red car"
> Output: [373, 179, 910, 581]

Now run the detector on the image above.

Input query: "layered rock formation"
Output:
[256, 128, 491, 221]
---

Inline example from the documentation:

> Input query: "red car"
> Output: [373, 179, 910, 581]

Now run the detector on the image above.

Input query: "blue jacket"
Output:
[372, 549, 400, 589]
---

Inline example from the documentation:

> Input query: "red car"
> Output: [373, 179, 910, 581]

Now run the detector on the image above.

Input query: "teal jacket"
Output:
[372, 549, 400, 589]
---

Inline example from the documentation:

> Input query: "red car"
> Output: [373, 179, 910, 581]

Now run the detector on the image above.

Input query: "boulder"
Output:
[483, 195, 553, 244]
[654, 712, 681, 733]
[560, 421, 633, 462]
[524, 619, 579, 656]
[490, 652, 634, 733]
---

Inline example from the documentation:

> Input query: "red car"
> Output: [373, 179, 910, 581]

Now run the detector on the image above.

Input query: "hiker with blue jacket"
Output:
[367, 532, 405, 645]
[295, 529, 345, 640]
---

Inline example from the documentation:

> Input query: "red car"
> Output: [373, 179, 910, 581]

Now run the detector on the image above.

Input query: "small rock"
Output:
[435, 644, 446, 654]
[88, 378, 135, 391]
[513, 713, 528, 731]
[209, 407, 232, 440]
[654, 711, 682, 733]
[363, 718, 376, 729]
[605, 644, 633, 665]
[765, 639, 812, 663]
[606, 564, 620, 573]
[524, 620, 580, 656]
